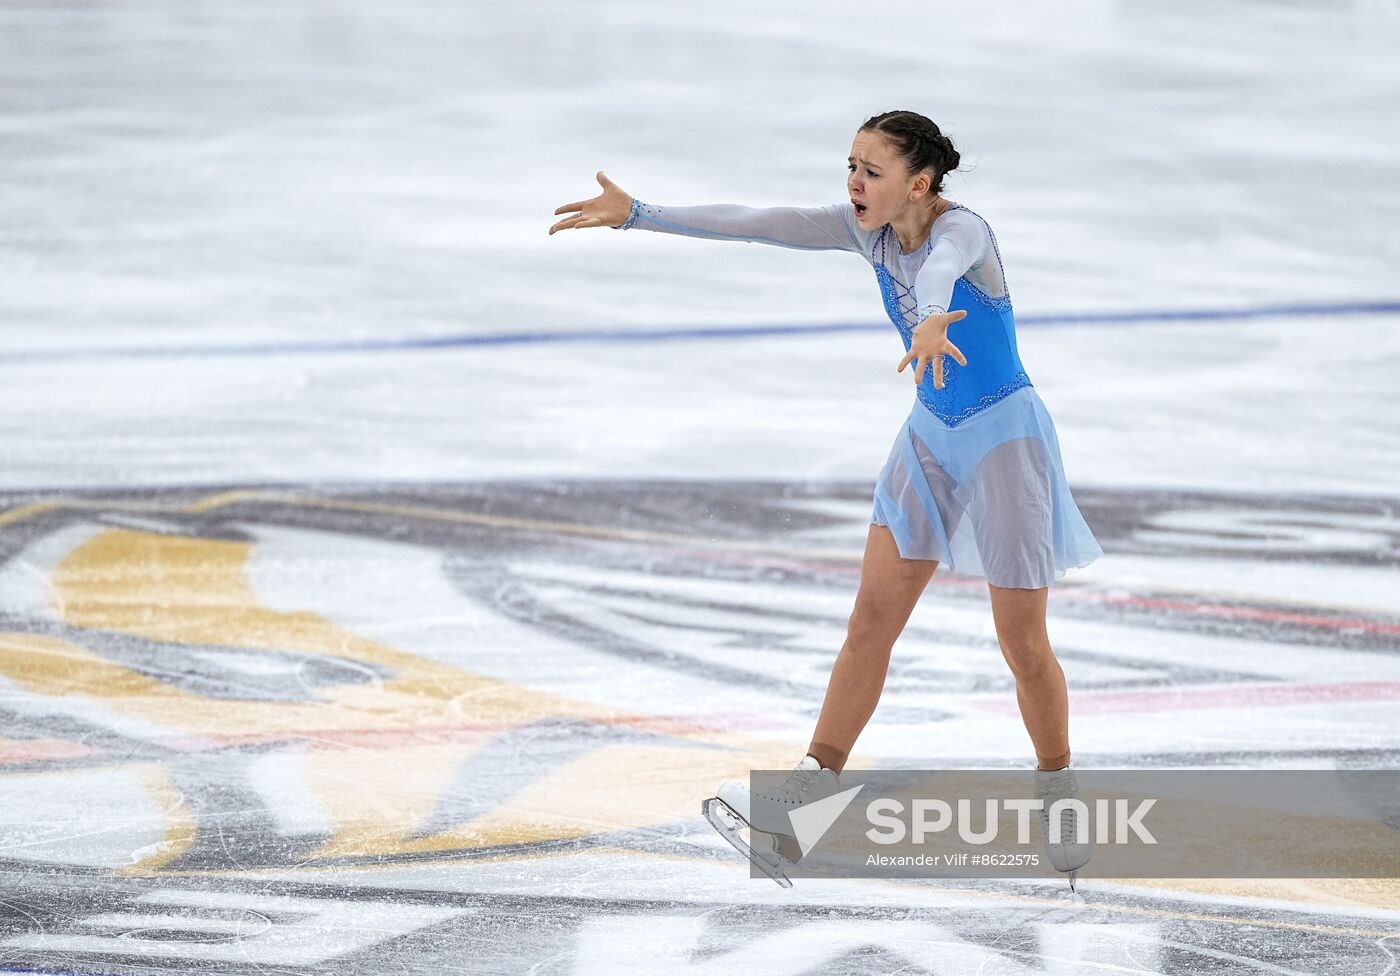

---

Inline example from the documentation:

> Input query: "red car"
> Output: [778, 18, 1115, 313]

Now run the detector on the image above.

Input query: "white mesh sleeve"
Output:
[913, 210, 995, 319]
[618, 199, 862, 253]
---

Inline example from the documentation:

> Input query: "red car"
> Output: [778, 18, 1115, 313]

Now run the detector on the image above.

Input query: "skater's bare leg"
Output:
[807, 524, 937, 773]
[987, 583, 1071, 770]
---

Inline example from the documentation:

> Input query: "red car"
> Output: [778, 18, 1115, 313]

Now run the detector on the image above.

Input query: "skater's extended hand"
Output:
[898, 309, 968, 389]
[549, 171, 633, 234]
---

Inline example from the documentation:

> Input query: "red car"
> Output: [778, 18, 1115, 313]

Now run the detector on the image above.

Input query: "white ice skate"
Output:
[702, 755, 841, 888]
[1035, 765, 1093, 891]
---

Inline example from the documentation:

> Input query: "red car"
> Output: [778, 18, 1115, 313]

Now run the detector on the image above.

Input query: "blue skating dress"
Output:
[618, 197, 1102, 588]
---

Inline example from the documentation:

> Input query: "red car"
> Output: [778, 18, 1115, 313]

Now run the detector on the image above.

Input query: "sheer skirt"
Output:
[870, 386, 1103, 588]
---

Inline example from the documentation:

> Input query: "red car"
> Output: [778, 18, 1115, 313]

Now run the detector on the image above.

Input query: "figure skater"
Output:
[549, 110, 1102, 888]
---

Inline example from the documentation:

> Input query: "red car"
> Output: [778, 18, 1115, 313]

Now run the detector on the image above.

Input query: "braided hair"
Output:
[859, 110, 962, 194]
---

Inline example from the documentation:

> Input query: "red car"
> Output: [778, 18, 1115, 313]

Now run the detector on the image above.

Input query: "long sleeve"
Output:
[913, 210, 995, 320]
[617, 198, 863, 254]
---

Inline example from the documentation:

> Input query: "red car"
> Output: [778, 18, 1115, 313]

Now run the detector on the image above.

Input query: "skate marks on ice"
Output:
[0, 878, 468, 969]
[0, 870, 1398, 976]
[0, 481, 1397, 974]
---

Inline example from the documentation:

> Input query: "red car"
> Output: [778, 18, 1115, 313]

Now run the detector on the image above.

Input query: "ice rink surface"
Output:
[1, 0, 1399, 973]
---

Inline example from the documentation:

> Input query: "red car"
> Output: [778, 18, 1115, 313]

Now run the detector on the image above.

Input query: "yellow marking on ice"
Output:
[0, 501, 61, 526]
[46, 527, 600, 731]
[179, 490, 260, 513]
[290, 737, 799, 859]
[419, 741, 798, 850]
[0, 489, 270, 526]
[1119, 877, 1400, 913]
[0, 526, 628, 738]
[6, 526, 782, 860]
[0, 630, 378, 737]
[303, 740, 490, 860]
[116, 764, 197, 875]
[0, 632, 182, 699]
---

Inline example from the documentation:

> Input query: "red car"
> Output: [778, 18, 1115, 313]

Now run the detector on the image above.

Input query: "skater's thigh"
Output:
[848, 523, 938, 646]
[969, 437, 1054, 586]
[911, 431, 966, 541]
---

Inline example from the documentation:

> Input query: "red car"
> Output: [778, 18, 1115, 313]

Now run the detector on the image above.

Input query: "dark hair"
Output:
[859, 110, 961, 194]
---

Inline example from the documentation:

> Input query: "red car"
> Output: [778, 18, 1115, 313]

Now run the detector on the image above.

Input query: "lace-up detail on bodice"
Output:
[871, 215, 1031, 427]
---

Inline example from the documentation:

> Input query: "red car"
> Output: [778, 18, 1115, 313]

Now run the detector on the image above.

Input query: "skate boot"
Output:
[1035, 765, 1093, 891]
[702, 755, 840, 888]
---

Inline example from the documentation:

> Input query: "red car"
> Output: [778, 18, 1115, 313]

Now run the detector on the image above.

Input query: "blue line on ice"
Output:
[7, 299, 1399, 364]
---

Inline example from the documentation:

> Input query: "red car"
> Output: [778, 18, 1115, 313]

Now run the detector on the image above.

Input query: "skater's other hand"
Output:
[898, 309, 968, 389]
[549, 171, 632, 234]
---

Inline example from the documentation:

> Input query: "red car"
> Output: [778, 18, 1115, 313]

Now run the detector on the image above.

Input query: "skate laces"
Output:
[761, 765, 830, 806]
[774, 767, 818, 804]
[1036, 770, 1082, 845]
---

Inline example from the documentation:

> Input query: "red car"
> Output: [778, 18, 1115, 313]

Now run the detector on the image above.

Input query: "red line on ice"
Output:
[724, 552, 1400, 636]
[1054, 590, 1400, 636]
[977, 679, 1400, 715]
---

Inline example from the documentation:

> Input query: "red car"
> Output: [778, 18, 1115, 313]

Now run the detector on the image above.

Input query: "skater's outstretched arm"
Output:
[550, 171, 862, 253]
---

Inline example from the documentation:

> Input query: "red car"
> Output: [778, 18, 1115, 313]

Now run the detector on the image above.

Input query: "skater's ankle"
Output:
[805, 742, 847, 774]
[1036, 752, 1071, 772]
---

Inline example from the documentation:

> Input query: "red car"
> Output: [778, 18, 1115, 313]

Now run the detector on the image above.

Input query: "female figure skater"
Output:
[549, 110, 1102, 887]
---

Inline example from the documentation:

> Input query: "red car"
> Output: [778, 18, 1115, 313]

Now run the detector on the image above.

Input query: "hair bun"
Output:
[859, 110, 960, 194]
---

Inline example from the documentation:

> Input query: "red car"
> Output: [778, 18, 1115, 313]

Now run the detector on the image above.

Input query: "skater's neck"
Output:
[892, 196, 949, 256]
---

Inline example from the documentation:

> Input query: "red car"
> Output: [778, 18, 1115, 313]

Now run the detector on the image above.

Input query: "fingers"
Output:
[910, 351, 956, 387]
[947, 309, 968, 323]
[597, 170, 615, 188]
[549, 214, 611, 234]
[553, 201, 585, 216]
[900, 336, 967, 387]
[549, 214, 590, 234]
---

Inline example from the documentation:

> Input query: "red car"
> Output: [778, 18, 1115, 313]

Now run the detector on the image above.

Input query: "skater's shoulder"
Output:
[939, 202, 994, 236]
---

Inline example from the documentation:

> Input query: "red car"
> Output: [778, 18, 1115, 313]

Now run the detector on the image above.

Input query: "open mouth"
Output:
[853, 202, 868, 217]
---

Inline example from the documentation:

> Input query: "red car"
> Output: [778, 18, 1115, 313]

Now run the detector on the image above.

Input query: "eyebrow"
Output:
[847, 156, 881, 168]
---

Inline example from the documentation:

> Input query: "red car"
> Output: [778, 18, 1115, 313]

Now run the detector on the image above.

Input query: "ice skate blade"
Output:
[702, 796, 792, 889]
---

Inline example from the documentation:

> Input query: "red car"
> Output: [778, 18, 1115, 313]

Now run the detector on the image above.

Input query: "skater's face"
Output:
[847, 130, 934, 229]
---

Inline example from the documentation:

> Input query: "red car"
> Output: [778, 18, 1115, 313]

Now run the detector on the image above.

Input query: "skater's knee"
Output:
[844, 608, 899, 656]
[1000, 639, 1058, 680]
